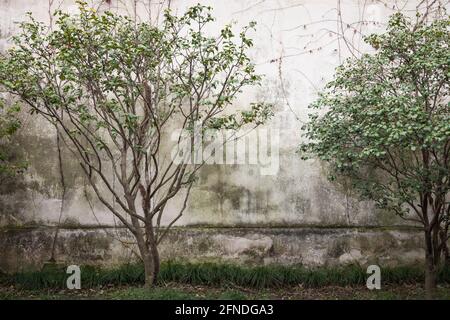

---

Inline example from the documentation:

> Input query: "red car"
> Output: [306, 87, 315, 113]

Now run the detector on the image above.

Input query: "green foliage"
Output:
[0, 2, 271, 150]
[0, 99, 25, 180]
[300, 12, 450, 220]
[0, 2, 272, 272]
[2, 261, 449, 290]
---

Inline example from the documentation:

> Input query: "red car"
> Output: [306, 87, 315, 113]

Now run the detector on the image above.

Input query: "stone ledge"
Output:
[0, 223, 422, 231]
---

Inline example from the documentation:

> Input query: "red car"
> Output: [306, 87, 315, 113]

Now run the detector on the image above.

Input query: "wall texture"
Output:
[0, 0, 442, 272]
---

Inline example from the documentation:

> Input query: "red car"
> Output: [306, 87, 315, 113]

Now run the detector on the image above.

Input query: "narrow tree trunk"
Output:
[150, 242, 160, 284]
[142, 251, 157, 288]
[141, 246, 160, 288]
[141, 217, 160, 287]
[135, 232, 158, 288]
[439, 227, 449, 266]
[424, 229, 437, 299]
[425, 253, 437, 299]
[137, 229, 160, 288]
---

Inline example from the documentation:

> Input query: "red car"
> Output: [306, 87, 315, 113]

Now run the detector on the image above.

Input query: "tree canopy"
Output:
[300, 12, 449, 296]
[301, 13, 449, 221]
[0, 2, 272, 286]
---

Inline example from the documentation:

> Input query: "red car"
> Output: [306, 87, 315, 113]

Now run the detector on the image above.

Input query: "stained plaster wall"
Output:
[0, 0, 438, 271]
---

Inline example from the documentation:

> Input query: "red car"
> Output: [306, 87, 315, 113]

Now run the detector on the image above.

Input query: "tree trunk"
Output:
[425, 253, 437, 299]
[142, 243, 160, 288]
[145, 219, 160, 287]
[150, 241, 160, 284]
[439, 227, 449, 266]
[136, 234, 160, 288]
[142, 251, 158, 288]
[424, 229, 438, 299]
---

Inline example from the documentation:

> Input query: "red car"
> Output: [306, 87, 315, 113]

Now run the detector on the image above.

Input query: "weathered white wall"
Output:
[1, 0, 446, 271]
[3, 0, 429, 229]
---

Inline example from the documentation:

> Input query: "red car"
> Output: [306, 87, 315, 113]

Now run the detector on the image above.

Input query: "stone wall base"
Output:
[0, 226, 425, 273]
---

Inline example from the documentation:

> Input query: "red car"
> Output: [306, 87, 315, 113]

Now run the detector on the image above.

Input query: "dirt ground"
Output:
[1, 283, 450, 300]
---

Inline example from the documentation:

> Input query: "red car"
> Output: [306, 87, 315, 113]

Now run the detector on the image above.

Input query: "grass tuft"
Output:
[1, 261, 449, 290]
